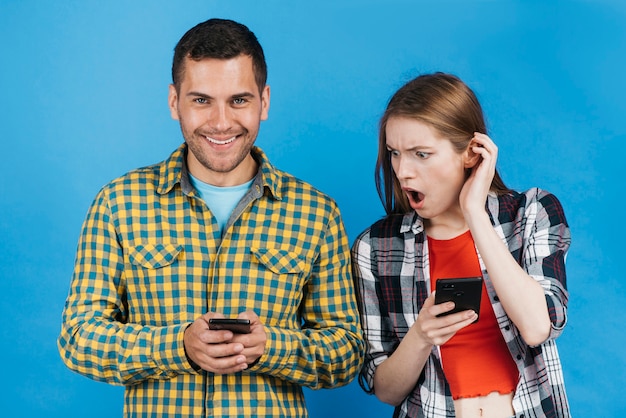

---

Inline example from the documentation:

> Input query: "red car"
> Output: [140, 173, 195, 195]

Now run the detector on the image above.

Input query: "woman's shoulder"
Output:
[497, 187, 564, 208]
[353, 213, 410, 244]
[491, 188, 567, 224]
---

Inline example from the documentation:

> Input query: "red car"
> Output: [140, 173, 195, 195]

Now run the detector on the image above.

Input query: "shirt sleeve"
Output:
[349, 228, 394, 394]
[521, 189, 571, 341]
[57, 188, 197, 385]
[249, 203, 365, 389]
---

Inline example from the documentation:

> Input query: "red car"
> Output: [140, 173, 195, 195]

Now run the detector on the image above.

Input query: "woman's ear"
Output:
[463, 142, 481, 168]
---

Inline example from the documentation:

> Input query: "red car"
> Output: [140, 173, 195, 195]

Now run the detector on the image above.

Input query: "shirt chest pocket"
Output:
[128, 243, 184, 269]
[248, 247, 309, 318]
[251, 247, 307, 274]
[126, 243, 186, 324]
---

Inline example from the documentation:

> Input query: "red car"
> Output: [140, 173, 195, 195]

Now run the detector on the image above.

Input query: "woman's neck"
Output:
[424, 215, 469, 240]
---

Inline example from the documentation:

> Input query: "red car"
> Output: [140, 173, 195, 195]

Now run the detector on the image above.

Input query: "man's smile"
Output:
[204, 135, 237, 145]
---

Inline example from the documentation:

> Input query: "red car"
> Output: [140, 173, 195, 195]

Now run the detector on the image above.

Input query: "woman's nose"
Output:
[395, 156, 414, 180]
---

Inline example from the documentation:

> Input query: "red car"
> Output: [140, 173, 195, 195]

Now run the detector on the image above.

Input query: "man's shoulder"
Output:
[269, 165, 339, 210]
[103, 161, 163, 191]
[275, 169, 326, 195]
[99, 145, 184, 196]
[254, 147, 336, 206]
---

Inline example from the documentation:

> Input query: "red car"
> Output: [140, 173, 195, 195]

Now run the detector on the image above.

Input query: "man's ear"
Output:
[168, 84, 180, 121]
[260, 84, 270, 121]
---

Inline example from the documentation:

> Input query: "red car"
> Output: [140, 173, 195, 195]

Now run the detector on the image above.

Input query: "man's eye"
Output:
[194, 98, 207, 104]
[233, 98, 246, 105]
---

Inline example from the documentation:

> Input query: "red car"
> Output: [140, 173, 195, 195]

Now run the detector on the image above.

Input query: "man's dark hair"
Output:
[172, 18, 267, 92]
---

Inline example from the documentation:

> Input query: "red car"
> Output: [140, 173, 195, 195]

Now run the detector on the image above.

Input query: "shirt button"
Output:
[494, 296, 500, 302]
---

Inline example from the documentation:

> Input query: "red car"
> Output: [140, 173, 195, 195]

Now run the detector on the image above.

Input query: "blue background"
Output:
[1, 1, 624, 416]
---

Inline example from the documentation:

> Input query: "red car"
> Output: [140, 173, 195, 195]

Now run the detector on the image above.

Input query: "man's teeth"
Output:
[205, 136, 236, 145]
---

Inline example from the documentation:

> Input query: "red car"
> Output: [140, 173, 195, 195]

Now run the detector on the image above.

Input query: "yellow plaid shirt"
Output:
[58, 144, 364, 417]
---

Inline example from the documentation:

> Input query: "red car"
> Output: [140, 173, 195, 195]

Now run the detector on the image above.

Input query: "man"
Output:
[58, 18, 364, 417]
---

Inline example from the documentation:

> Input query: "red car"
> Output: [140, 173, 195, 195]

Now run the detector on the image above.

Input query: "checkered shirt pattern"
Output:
[58, 144, 365, 417]
[352, 189, 571, 418]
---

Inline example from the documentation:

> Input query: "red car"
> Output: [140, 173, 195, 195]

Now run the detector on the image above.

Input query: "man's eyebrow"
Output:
[186, 91, 212, 99]
[231, 91, 256, 99]
[185, 91, 257, 99]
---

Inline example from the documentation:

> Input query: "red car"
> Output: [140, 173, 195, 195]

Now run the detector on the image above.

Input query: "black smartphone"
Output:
[435, 277, 483, 322]
[208, 318, 252, 334]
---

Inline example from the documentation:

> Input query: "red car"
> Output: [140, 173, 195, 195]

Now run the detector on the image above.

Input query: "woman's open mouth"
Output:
[404, 188, 425, 208]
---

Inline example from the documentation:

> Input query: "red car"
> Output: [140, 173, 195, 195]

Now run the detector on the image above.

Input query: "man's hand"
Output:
[233, 310, 267, 365]
[183, 310, 266, 374]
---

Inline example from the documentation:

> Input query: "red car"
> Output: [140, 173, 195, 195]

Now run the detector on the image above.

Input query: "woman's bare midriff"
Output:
[453, 391, 515, 418]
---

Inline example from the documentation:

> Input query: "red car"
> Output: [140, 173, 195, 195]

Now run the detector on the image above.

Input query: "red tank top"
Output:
[428, 230, 519, 399]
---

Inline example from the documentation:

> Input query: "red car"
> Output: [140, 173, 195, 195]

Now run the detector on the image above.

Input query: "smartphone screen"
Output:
[435, 277, 483, 322]
[208, 318, 252, 334]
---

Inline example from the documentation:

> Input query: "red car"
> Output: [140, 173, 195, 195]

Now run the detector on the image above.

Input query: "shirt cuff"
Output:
[247, 325, 294, 374]
[152, 322, 199, 374]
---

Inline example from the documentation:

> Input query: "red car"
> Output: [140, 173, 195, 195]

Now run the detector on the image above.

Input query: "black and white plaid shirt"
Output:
[352, 188, 571, 418]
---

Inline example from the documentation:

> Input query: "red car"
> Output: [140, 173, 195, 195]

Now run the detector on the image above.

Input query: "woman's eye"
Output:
[387, 148, 399, 157]
[416, 151, 430, 159]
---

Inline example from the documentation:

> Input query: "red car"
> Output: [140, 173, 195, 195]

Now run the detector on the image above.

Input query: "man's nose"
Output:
[207, 104, 232, 131]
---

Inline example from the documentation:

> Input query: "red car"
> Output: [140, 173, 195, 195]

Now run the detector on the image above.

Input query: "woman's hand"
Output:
[459, 132, 498, 217]
[411, 292, 478, 347]
[372, 292, 477, 406]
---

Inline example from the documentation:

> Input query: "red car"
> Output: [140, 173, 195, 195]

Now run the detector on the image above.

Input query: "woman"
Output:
[352, 72, 571, 417]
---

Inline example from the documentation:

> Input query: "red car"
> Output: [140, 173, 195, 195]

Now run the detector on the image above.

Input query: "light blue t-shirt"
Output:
[188, 173, 254, 233]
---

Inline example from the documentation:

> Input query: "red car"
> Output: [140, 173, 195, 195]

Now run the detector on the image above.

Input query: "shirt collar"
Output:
[156, 143, 282, 201]
[250, 146, 283, 201]
[402, 211, 423, 235]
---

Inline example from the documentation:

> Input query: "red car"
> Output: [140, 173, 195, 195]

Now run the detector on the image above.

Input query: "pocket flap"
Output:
[128, 243, 184, 269]
[250, 247, 307, 274]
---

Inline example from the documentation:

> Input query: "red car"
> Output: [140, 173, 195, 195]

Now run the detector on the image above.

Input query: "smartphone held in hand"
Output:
[435, 277, 483, 322]
[208, 318, 252, 334]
